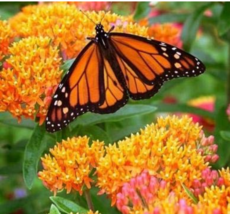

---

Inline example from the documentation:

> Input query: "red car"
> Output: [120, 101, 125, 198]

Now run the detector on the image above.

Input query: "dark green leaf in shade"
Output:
[0, 162, 22, 175]
[153, 103, 215, 120]
[220, 131, 230, 141]
[70, 104, 157, 128]
[134, 2, 151, 21]
[0, 194, 44, 214]
[149, 13, 187, 25]
[214, 105, 230, 167]
[23, 124, 46, 189]
[218, 2, 230, 40]
[49, 204, 61, 214]
[0, 112, 35, 129]
[56, 126, 71, 142]
[90, 187, 120, 214]
[50, 196, 88, 214]
[106, 112, 155, 142]
[181, 2, 214, 51]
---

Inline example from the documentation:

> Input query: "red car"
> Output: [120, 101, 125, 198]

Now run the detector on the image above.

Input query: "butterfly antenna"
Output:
[79, 9, 97, 25]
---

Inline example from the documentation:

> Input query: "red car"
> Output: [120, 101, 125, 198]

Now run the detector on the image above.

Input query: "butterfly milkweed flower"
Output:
[147, 23, 183, 48]
[9, 3, 148, 59]
[139, 18, 182, 48]
[96, 115, 219, 205]
[116, 169, 230, 213]
[0, 20, 14, 61]
[0, 36, 62, 124]
[38, 136, 104, 195]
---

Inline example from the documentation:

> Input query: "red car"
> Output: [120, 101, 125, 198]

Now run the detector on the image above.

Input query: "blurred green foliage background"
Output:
[0, 2, 230, 214]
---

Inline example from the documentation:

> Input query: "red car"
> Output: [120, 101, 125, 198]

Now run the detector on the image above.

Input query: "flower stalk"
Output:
[84, 189, 94, 212]
[227, 43, 230, 103]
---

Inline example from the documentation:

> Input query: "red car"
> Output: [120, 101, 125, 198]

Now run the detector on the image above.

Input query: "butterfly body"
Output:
[46, 23, 205, 133]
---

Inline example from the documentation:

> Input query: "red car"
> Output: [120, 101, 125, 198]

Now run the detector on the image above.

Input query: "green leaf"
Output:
[61, 59, 74, 76]
[134, 2, 150, 21]
[49, 205, 61, 214]
[23, 124, 46, 189]
[106, 112, 154, 142]
[181, 2, 214, 51]
[214, 104, 230, 167]
[149, 13, 187, 24]
[218, 3, 230, 36]
[0, 193, 44, 214]
[50, 196, 88, 214]
[220, 131, 230, 141]
[56, 126, 71, 142]
[0, 112, 35, 129]
[153, 103, 215, 120]
[0, 162, 22, 175]
[78, 125, 111, 145]
[70, 104, 157, 128]
[218, 2, 230, 41]
[90, 187, 119, 214]
[182, 184, 198, 204]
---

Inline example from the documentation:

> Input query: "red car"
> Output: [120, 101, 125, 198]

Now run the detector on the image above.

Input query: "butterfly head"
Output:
[95, 24, 105, 34]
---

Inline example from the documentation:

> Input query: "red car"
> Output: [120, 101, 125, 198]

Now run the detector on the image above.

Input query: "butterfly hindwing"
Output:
[115, 53, 160, 100]
[93, 44, 128, 114]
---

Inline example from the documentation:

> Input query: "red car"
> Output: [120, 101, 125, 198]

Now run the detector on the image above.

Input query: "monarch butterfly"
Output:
[46, 23, 205, 133]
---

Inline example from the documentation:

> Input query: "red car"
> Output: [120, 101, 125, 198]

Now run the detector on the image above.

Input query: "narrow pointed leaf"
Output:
[23, 124, 46, 189]
[49, 205, 61, 214]
[50, 196, 88, 214]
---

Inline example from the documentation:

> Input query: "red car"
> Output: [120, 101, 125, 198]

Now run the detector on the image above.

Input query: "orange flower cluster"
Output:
[38, 136, 104, 195]
[9, 3, 147, 59]
[0, 37, 62, 123]
[147, 23, 183, 48]
[96, 116, 210, 204]
[139, 18, 182, 48]
[39, 116, 230, 213]
[0, 20, 14, 60]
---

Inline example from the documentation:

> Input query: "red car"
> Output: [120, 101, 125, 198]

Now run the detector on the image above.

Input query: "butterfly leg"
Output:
[87, 37, 97, 42]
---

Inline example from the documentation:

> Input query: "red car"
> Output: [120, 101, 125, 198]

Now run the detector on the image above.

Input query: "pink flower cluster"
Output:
[198, 132, 219, 163]
[116, 171, 168, 214]
[191, 168, 224, 197]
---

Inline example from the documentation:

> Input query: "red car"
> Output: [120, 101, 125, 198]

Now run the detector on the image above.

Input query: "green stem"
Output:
[84, 189, 94, 211]
[228, 44, 230, 104]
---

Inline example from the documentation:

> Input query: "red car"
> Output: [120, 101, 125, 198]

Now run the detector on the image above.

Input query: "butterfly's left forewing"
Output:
[46, 42, 104, 132]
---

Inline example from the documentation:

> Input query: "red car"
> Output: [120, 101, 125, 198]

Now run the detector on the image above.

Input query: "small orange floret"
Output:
[0, 20, 14, 60]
